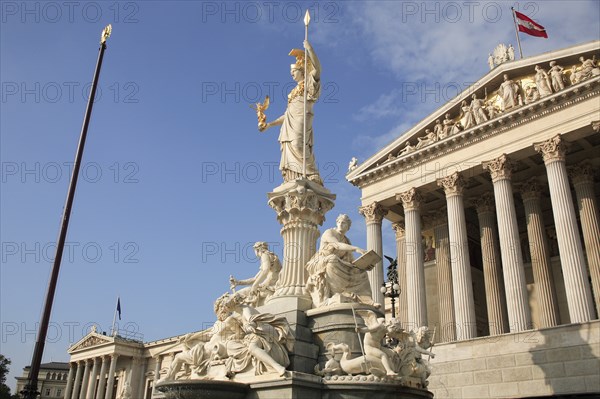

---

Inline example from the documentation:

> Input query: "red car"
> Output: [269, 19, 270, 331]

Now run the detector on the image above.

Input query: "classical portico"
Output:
[347, 41, 600, 341]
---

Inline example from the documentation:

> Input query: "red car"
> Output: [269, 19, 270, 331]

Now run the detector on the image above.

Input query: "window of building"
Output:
[45, 388, 51, 396]
[56, 388, 62, 397]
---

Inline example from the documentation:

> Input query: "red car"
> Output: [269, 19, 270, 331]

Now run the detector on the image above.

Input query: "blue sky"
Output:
[1, 0, 599, 390]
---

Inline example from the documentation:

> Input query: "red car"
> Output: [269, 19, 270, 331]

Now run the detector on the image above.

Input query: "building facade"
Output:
[15, 362, 70, 399]
[347, 41, 600, 398]
[63, 41, 600, 399]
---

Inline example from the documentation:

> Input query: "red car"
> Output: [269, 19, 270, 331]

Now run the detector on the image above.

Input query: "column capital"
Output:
[391, 221, 405, 240]
[397, 188, 423, 211]
[358, 201, 387, 224]
[568, 163, 594, 185]
[592, 120, 599, 132]
[519, 177, 543, 201]
[430, 208, 448, 228]
[437, 171, 466, 196]
[110, 354, 120, 361]
[473, 192, 496, 214]
[483, 154, 514, 182]
[534, 134, 569, 163]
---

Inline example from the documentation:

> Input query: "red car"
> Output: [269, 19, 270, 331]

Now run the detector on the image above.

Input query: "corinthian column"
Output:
[359, 202, 388, 306]
[569, 163, 600, 314]
[267, 180, 336, 310]
[96, 356, 109, 399]
[438, 172, 476, 339]
[473, 192, 509, 335]
[483, 154, 532, 332]
[535, 135, 595, 322]
[519, 178, 560, 327]
[392, 222, 408, 325]
[63, 362, 76, 399]
[70, 361, 84, 399]
[431, 210, 456, 342]
[78, 360, 91, 399]
[397, 188, 427, 328]
[104, 355, 119, 399]
[85, 357, 100, 399]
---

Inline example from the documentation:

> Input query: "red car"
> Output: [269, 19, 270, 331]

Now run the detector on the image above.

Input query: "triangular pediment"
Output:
[347, 40, 600, 185]
[69, 332, 113, 353]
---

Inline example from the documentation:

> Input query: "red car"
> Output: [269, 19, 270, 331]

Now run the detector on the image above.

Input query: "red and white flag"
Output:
[514, 10, 548, 38]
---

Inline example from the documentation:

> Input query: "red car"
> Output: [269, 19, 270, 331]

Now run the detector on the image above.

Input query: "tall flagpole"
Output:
[302, 10, 310, 179]
[511, 7, 524, 59]
[111, 296, 119, 336]
[21, 25, 112, 399]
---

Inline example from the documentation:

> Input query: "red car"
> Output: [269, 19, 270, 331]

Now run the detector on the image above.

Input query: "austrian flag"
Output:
[514, 10, 548, 38]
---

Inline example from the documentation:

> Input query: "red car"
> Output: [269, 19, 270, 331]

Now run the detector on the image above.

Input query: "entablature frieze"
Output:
[352, 77, 599, 190]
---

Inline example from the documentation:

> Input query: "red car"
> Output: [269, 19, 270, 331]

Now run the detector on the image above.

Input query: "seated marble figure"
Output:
[306, 214, 381, 308]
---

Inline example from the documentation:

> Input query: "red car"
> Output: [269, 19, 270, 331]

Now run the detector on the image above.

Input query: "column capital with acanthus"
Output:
[359, 201, 388, 224]
[519, 177, 543, 201]
[472, 191, 496, 214]
[437, 171, 466, 196]
[568, 163, 594, 185]
[391, 221, 405, 240]
[483, 154, 514, 182]
[534, 134, 570, 164]
[397, 188, 423, 211]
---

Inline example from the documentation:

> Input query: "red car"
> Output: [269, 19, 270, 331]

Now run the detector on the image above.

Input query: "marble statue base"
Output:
[155, 380, 248, 399]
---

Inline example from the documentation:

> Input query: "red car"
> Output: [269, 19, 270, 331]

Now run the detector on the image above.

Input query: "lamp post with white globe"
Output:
[380, 256, 400, 318]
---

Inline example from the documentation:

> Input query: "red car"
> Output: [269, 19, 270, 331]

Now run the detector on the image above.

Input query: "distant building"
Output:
[15, 362, 69, 399]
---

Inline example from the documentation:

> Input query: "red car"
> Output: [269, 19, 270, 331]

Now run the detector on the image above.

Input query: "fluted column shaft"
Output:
[432, 212, 456, 342]
[78, 360, 91, 399]
[398, 188, 427, 328]
[438, 172, 476, 339]
[86, 358, 100, 399]
[360, 202, 387, 305]
[71, 361, 84, 399]
[570, 163, 600, 314]
[484, 154, 532, 332]
[96, 356, 109, 399]
[64, 363, 76, 399]
[268, 181, 335, 308]
[104, 355, 119, 399]
[535, 135, 595, 322]
[393, 222, 408, 326]
[520, 179, 560, 327]
[135, 357, 147, 399]
[474, 193, 509, 335]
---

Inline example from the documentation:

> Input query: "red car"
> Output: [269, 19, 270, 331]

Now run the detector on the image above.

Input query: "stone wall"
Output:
[428, 320, 600, 398]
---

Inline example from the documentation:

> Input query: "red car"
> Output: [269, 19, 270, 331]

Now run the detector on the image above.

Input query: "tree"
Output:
[0, 354, 13, 399]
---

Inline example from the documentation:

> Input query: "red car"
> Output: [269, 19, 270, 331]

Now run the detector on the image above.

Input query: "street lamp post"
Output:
[380, 256, 400, 318]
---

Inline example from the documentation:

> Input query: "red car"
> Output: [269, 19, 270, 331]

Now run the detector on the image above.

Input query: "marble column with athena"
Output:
[359, 201, 388, 306]
[519, 178, 560, 327]
[95, 356, 109, 399]
[569, 163, 600, 314]
[397, 188, 427, 328]
[483, 154, 532, 332]
[78, 360, 91, 399]
[104, 355, 119, 399]
[85, 357, 100, 399]
[473, 192, 509, 335]
[63, 362, 76, 399]
[437, 172, 477, 339]
[534, 135, 595, 322]
[70, 361, 84, 399]
[431, 209, 456, 342]
[392, 222, 408, 326]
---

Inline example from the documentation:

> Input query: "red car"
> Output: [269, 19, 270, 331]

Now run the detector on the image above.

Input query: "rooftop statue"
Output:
[258, 40, 323, 185]
[570, 55, 599, 84]
[534, 65, 553, 97]
[498, 74, 520, 111]
[549, 61, 566, 92]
